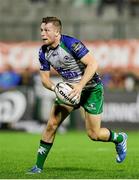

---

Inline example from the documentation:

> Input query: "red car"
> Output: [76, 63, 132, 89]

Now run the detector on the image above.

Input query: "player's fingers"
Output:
[69, 92, 80, 99]
[71, 95, 80, 105]
[68, 89, 77, 98]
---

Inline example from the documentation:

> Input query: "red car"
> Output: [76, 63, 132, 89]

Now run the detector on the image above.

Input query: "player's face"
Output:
[40, 22, 59, 47]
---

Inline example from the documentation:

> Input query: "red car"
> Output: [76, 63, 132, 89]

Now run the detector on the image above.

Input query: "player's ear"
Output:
[55, 29, 60, 36]
[55, 32, 59, 37]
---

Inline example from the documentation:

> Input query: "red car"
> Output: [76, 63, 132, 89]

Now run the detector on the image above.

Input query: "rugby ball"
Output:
[55, 82, 80, 106]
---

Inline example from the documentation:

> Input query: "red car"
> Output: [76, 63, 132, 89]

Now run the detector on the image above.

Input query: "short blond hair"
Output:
[42, 16, 62, 33]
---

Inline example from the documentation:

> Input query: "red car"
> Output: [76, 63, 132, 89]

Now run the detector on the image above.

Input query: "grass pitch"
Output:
[0, 130, 139, 179]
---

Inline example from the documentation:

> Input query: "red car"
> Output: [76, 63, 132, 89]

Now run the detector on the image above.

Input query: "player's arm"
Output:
[40, 70, 55, 91]
[69, 52, 98, 98]
[39, 47, 55, 91]
[79, 52, 98, 88]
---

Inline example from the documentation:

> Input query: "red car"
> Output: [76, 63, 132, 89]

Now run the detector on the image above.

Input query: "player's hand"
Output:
[68, 83, 83, 100]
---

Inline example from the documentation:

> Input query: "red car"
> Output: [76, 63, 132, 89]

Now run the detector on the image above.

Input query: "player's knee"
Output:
[87, 130, 99, 141]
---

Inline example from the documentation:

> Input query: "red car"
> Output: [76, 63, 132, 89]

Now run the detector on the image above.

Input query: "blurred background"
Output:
[0, 0, 139, 133]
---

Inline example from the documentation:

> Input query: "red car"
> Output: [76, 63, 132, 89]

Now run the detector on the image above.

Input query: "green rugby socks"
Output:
[109, 130, 123, 143]
[36, 140, 53, 169]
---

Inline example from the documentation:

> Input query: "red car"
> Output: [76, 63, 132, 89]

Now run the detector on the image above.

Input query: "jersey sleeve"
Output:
[62, 35, 89, 59]
[38, 46, 50, 71]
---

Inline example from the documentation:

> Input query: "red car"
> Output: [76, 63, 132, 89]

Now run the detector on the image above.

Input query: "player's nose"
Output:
[41, 30, 46, 36]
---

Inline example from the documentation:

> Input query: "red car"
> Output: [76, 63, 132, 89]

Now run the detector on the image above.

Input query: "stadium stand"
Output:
[0, 0, 139, 41]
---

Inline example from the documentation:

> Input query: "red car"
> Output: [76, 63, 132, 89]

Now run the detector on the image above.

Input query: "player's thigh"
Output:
[48, 103, 74, 126]
[42, 103, 74, 142]
[85, 112, 102, 131]
[80, 84, 104, 115]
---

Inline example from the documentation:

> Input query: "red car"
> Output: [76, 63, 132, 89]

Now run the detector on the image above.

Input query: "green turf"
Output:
[0, 130, 139, 179]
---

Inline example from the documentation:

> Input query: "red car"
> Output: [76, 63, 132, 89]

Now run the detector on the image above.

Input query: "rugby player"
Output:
[27, 17, 127, 174]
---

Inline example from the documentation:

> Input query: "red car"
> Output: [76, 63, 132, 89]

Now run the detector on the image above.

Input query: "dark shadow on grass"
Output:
[24, 167, 127, 179]
[45, 166, 126, 179]
[46, 166, 94, 172]
[46, 166, 125, 172]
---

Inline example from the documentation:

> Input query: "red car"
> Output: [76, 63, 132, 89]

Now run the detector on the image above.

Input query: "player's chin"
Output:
[42, 39, 49, 44]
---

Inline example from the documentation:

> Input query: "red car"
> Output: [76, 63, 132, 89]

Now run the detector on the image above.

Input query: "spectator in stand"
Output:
[72, 0, 96, 7]
[101, 70, 113, 89]
[0, 64, 21, 91]
[20, 67, 34, 87]
[124, 73, 136, 92]
[97, 0, 125, 16]
[84, 0, 96, 6]
[30, 0, 48, 3]
[128, 0, 139, 16]
[109, 69, 126, 90]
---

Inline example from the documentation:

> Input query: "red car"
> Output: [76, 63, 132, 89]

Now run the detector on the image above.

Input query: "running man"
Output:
[28, 16, 127, 174]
